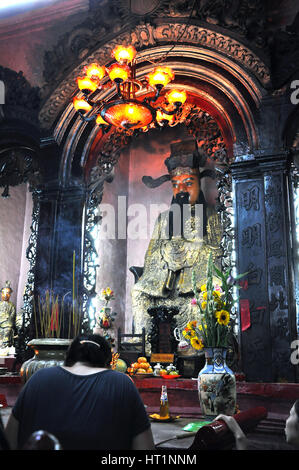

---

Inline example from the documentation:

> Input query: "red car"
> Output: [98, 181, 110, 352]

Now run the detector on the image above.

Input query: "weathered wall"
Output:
[95, 146, 130, 333]
[0, 0, 89, 87]
[0, 184, 32, 313]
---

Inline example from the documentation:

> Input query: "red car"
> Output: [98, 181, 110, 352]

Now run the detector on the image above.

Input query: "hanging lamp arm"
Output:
[156, 102, 181, 115]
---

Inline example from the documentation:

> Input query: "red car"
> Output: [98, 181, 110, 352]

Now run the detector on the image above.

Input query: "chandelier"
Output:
[72, 45, 187, 132]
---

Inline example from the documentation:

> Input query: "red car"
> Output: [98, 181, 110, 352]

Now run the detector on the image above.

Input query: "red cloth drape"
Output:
[240, 299, 251, 331]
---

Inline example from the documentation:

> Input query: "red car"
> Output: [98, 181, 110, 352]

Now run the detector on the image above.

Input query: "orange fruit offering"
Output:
[137, 357, 147, 363]
[127, 356, 153, 375]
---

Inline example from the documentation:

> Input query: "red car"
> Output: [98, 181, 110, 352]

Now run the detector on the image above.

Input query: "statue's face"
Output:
[1, 288, 10, 301]
[171, 173, 200, 205]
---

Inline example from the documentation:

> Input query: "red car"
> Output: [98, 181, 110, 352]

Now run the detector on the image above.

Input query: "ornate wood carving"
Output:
[0, 65, 40, 123]
[40, 19, 271, 128]
[147, 306, 179, 354]
[232, 155, 297, 382]
[15, 192, 40, 363]
[0, 148, 42, 196]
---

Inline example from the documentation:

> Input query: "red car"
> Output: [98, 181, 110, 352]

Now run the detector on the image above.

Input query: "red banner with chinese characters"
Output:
[240, 299, 251, 331]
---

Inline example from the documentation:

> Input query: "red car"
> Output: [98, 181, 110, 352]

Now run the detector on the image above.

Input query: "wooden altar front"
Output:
[0, 373, 298, 449]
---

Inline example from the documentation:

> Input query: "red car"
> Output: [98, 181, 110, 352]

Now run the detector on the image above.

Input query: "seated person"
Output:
[5, 334, 155, 450]
[216, 399, 299, 450]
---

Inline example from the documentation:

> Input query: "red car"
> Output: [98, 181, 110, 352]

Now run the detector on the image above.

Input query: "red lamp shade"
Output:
[166, 89, 187, 105]
[107, 63, 131, 83]
[147, 66, 175, 88]
[95, 114, 109, 126]
[83, 63, 106, 81]
[101, 100, 155, 130]
[73, 97, 92, 113]
[77, 77, 98, 94]
[156, 109, 175, 126]
[112, 45, 137, 63]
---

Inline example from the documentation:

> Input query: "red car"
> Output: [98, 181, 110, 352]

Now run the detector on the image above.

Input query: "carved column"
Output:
[232, 151, 298, 382]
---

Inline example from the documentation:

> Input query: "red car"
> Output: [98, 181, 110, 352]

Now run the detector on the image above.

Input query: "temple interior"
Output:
[0, 0, 299, 452]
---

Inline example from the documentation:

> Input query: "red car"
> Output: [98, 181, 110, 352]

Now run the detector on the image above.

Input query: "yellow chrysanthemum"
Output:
[216, 310, 230, 326]
[190, 336, 204, 350]
[202, 292, 208, 300]
[187, 320, 197, 329]
[213, 291, 221, 298]
[182, 329, 192, 339]
[200, 284, 207, 292]
[201, 301, 207, 310]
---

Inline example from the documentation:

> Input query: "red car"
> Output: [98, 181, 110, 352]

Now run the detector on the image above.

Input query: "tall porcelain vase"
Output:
[198, 347, 236, 417]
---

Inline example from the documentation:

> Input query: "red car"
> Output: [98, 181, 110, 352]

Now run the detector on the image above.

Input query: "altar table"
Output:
[133, 376, 299, 450]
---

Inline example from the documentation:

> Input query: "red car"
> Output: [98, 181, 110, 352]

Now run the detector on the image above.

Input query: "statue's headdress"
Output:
[1, 280, 13, 293]
[142, 139, 215, 188]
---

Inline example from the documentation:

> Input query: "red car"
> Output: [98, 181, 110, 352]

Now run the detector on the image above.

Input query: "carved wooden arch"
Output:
[0, 121, 43, 195]
[40, 20, 270, 131]
[50, 29, 268, 187]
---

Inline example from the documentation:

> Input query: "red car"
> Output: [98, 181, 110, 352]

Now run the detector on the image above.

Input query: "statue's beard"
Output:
[173, 191, 190, 206]
[168, 192, 194, 239]
[165, 191, 207, 239]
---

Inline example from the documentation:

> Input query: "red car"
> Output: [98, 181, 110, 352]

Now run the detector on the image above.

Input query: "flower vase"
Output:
[93, 306, 112, 333]
[198, 348, 236, 417]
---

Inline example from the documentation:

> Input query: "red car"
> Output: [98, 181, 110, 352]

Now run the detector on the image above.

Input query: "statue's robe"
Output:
[131, 206, 222, 337]
[0, 300, 17, 349]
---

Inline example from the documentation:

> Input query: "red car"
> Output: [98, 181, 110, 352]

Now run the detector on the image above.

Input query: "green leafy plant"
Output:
[182, 253, 247, 350]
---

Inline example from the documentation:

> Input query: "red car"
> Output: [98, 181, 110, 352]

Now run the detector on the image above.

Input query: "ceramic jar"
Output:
[198, 347, 236, 417]
[20, 338, 72, 383]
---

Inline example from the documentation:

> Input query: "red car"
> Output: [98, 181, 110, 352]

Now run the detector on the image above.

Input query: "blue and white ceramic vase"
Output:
[198, 347, 236, 417]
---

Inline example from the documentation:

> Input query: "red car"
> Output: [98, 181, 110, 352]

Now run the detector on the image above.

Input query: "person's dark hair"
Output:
[294, 399, 299, 420]
[64, 334, 112, 368]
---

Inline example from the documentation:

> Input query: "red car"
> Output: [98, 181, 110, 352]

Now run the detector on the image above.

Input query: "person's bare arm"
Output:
[132, 427, 155, 450]
[5, 412, 19, 450]
[215, 414, 249, 450]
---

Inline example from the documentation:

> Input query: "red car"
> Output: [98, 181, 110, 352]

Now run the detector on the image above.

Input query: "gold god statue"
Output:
[131, 139, 222, 343]
[0, 281, 17, 354]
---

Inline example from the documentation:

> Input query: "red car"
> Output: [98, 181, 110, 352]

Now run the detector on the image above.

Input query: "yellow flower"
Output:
[198, 323, 207, 331]
[187, 320, 197, 329]
[190, 336, 204, 350]
[216, 310, 230, 326]
[201, 301, 207, 310]
[202, 292, 208, 300]
[200, 284, 207, 292]
[182, 329, 192, 339]
[213, 291, 221, 298]
[106, 287, 112, 295]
